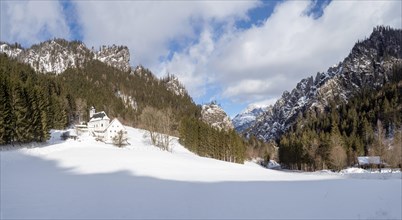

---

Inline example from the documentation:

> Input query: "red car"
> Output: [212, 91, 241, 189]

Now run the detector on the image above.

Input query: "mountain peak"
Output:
[233, 104, 272, 133]
[201, 103, 234, 131]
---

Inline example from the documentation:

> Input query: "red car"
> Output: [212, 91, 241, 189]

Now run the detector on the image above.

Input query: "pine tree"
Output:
[13, 84, 33, 143]
[0, 73, 13, 145]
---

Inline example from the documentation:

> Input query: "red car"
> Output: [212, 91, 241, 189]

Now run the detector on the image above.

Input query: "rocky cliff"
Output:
[201, 104, 234, 131]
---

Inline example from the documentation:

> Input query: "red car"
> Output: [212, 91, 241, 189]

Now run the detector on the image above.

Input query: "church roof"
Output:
[89, 111, 110, 122]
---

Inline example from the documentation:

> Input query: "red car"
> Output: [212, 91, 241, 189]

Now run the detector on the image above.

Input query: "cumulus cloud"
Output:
[0, 1, 70, 46]
[161, 0, 401, 108]
[73, 1, 259, 70]
[158, 29, 216, 98]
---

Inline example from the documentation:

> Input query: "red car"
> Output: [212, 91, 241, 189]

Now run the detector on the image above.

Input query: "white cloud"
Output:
[161, 0, 401, 108]
[250, 97, 278, 108]
[158, 29, 216, 98]
[213, 0, 401, 102]
[0, 1, 70, 46]
[73, 1, 259, 71]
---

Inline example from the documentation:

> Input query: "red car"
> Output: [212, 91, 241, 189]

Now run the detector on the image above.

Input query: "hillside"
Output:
[0, 45, 246, 164]
[1, 127, 401, 219]
[0, 50, 200, 137]
[278, 66, 402, 171]
[241, 26, 402, 142]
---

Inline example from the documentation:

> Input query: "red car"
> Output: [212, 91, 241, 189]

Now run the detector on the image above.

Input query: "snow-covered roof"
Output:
[89, 111, 110, 122]
[105, 118, 125, 131]
[357, 156, 381, 165]
[67, 129, 77, 137]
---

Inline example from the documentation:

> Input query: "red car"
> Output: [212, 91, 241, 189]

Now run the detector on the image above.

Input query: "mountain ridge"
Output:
[0, 39, 131, 74]
[240, 26, 402, 142]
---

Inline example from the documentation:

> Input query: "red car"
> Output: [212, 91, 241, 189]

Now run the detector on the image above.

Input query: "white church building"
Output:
[87, 106, 127, 143]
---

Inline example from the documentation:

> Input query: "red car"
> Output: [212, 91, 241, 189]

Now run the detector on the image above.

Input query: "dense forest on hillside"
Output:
[0, 54, 200, 143]
[0, 54, 250, 164]
[278, 64, 402, 170]
[58, 60, 200, 126]
[0, 54, 68, 144]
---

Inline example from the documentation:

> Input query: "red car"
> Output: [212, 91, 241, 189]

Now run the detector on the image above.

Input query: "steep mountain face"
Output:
[0, 39, 130, 74]
[232, 105, 272, 133]
[201, 104, 234, 131]
[245, 26, 402, 142]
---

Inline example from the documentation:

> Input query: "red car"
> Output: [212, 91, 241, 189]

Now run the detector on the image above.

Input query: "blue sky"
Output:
[1, 0, 401, 117]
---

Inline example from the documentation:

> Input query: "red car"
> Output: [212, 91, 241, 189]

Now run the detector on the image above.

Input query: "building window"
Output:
[101, 124, 103, 127]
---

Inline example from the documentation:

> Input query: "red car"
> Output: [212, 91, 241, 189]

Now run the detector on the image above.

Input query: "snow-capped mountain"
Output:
[201, 103, 234, 131]
[232, 104, 272, 133]
[245, 26, 402, 142]
[0, 39, 130, 74]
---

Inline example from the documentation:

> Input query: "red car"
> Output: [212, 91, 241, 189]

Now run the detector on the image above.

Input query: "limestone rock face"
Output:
[0, 39, 131, 74]
[201, 104, 234, 131]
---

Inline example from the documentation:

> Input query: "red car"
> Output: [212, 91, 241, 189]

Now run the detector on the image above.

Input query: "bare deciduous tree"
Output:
[75, 98, 87, 123]
[329, 130, 347, 171]
[113, 130, 128, 148]
[370, 120, 387, 160]
[387, 129, 402, 168]
[139, 106, 159, 145]
[139, 106, 174, 152]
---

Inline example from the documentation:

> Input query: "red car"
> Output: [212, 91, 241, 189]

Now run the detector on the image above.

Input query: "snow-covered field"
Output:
[1, 127, 401, 219]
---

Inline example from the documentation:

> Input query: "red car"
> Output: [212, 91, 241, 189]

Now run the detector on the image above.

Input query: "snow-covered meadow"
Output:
[1, 127, 401, 219]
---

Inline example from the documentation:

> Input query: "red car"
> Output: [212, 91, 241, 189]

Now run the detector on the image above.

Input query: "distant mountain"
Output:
[244, 26, 402, 142]
[232, 104, 271, 133]
[201, 103, 234, 131]
[0, 39, 130, 74]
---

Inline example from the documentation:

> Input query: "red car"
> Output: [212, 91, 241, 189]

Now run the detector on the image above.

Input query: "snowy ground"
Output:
[1, 127, 401, 219]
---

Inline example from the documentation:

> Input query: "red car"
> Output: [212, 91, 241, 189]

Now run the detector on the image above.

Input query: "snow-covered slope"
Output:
[246, 26, 402, 141]
[1, 127, 401, 219]
[0, 39, 131, 74]
[232, 104, 271, 133]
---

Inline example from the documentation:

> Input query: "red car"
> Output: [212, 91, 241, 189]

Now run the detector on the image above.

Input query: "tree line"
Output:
[179, 117, 246, 163]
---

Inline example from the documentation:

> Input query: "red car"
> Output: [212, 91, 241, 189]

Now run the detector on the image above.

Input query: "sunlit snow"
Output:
[1, 127, 401, 219]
